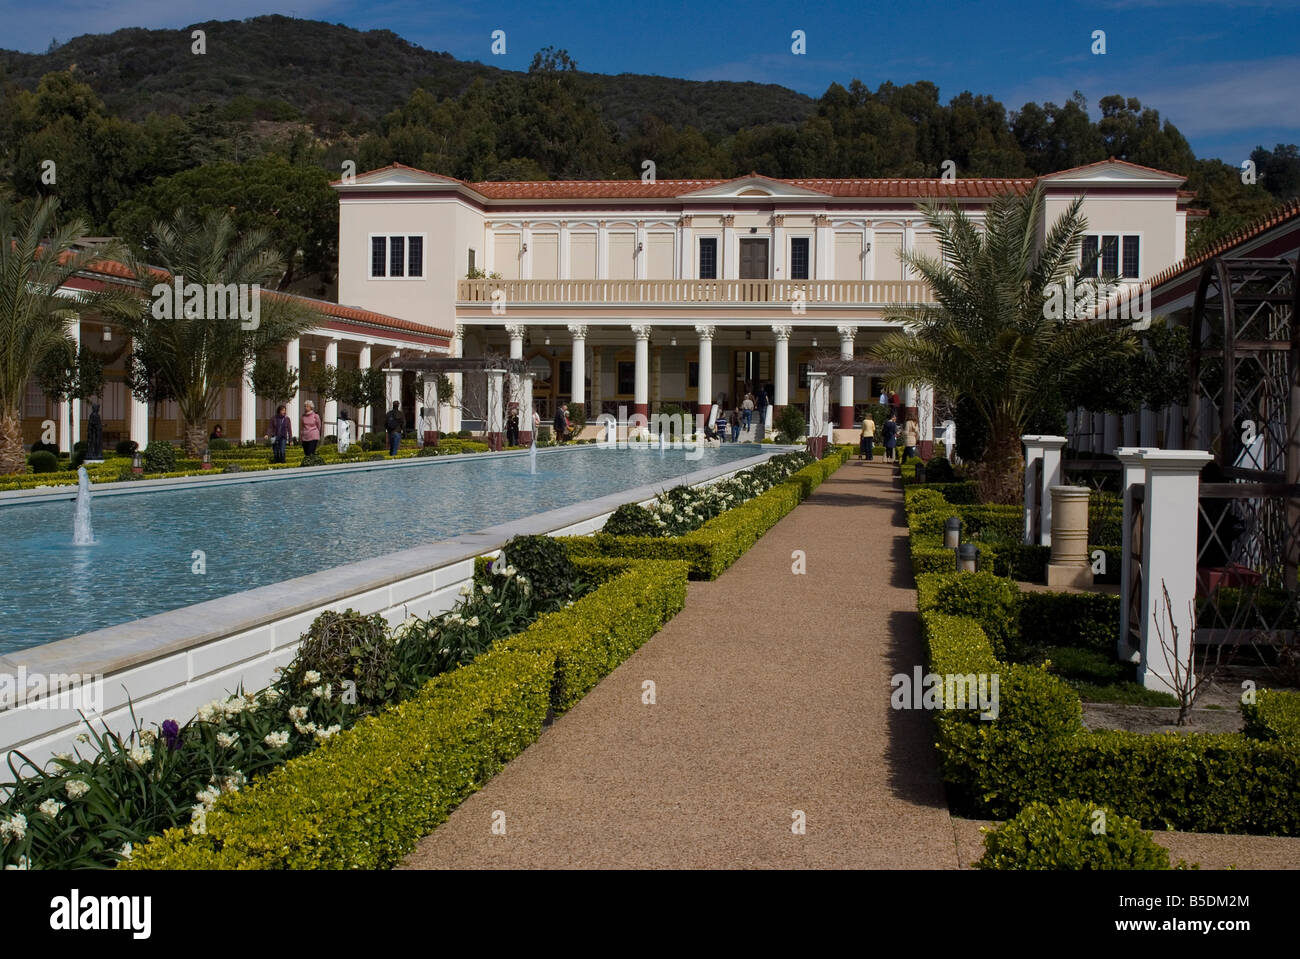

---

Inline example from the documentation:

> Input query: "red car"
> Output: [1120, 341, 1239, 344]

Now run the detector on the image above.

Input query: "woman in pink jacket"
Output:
[301, 400, 323, 457]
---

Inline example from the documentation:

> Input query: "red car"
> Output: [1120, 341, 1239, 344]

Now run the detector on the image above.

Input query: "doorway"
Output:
[739, 238, 769, 279]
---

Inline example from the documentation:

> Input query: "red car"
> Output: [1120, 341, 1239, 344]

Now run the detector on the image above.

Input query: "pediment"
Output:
[678, 174, 831, 200]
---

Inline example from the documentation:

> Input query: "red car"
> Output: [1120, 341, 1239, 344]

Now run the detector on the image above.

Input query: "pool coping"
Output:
[0, 445, 787, 681]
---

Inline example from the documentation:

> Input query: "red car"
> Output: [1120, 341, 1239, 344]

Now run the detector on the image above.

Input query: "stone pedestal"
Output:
[1045, 485, 1092, 588]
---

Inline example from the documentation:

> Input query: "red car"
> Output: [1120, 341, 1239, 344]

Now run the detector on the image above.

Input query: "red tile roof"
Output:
[1145, 197, 1300, 290]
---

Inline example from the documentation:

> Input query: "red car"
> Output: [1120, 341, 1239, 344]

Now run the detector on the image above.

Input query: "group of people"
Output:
[714, 388, 768, 443]
[260, 399, 393, 463]
[859, 406, 919, 463]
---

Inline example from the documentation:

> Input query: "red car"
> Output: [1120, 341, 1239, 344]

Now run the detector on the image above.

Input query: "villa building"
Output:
[23, 157, 1218, 453]
[334, 157, 1196, 450]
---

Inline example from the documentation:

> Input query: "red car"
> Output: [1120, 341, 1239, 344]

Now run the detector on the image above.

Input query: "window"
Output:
[617, 361, 636, 395]
[468, 248, 477, 275]
[1082, 234, 1140, 279]
[790, 237, 810, 279]
[797, 363, 810, 389]
[688, 361, 699, 389]
[699, 238, 718, 279]
[369, 235, 425, 279]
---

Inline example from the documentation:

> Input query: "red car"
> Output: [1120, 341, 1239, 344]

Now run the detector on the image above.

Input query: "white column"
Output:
[358, 340, 374, 436]
[485, 368, 505, 448]
[130, 388, 149, 449]
[722, 217, 736, 279]
[520, 372, 535, 444]
[505, 323, 526, 418]
[695, 324, 715, 419]
[240, 357, 256, 443]
[1021, 435, 1067, 546]
[324, 338, 339, 435]
[568, 324, 587, 407]
[449, 326, 463, 433]
[1138, 450, 1213, 693]
[1116, 447, 1152, 661]
[772, 217, 786, 280]
[918, 384, 935, 458]
[836, 325, 856, 429]
[772, 325, 791, 411]
[814, 216, 830, 279]
[285, 337, 301, 439]
[632, 325, 651, 416]
[69, 316, 82, 449]
[808, 372, 827, 438]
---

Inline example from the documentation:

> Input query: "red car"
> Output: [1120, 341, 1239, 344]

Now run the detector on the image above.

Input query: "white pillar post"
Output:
[1021, 435, 1067, 546]
[808, 371, 827, 440]
[69, 316, 82, 449]
[1116, 447, 1152, 662]
[695, 324, 715, 421]
[505, 323, 526, 423]
[632, 325, 651, 418]
[240, 357, 256, 444]
[918, 384, 935, 459]
[284, 337, 301, 440]
[449, 326, 463, 434]
[520, 372, 535, 445]
[359, 342, 373, 437]
[772, 325, 791, 415]
[1137, 450, 1213, 693]
[130, 389, 149, 450]
[485, 368, 505, 450]
[836, 325, 856, 429]
[324, 338, 339, 436]
[568, 324, 587, 408]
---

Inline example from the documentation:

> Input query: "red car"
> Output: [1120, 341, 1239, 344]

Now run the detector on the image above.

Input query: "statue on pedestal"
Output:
[86, 402, 104, 461]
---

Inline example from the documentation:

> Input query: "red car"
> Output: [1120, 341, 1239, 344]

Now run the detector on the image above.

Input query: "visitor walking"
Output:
[729, 409, 741, 443]
[209, 424, 224, 441]
[860, 415, 875, 460]
[742, 392, 754, 430]
[756, 388, 769, 428]
[532, 406, 541, 442]
[267, 405, 292, 464]
[882, 413, 898, 463]
[554, 404, 568, 444]
[903, 417, 919, 463]
[384, 401, 404, 456]
[879, 387, 889, 407]
[300, 401, 322, 458]
[337, 409, 352, 454]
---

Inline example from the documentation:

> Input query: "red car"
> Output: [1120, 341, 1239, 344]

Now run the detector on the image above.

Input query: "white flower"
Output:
[190, 808, 207, 835]
[293, 720, 317, 736]
[503, 565, 517, 578]
[138, 728, 157, 747]
[4, 856, 29, 870]
[311, 684, 332, 701]
[127, 744, 153, 766]
[303, 670, 322, 686]
[195, 700, 223, 724]
[481, 584, 493, 596]
[216, 731, 239, 748]
[314, 724, 341, 742]
[216, 772, 245, 794]
[458, 584, 472, 597]
[0, 814, 28, 843]
[493, 602, 502, 610]
[261, 688, 281, 704]
[288, 705, 309, 722]
[38, 799, 64, 817]
[465, 616, 480, 628]
[264, 730, 290, 749]
[119, 843, 133, 861]
[65, 780, 90, 800]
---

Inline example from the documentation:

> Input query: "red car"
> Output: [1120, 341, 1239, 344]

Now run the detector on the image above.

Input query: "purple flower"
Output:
[161, 719, 180, 751]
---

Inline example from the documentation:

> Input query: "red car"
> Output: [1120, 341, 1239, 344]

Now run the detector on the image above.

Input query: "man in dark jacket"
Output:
[882, 414, 899, 462]
[385, 402, 404, 456]
[553, 406, 567, 444]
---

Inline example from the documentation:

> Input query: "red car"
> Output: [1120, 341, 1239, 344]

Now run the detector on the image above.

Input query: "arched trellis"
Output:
[1186, 255, 1300, 629]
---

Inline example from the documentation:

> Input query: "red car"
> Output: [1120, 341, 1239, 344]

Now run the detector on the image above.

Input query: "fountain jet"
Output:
[72, 467, 94, 545]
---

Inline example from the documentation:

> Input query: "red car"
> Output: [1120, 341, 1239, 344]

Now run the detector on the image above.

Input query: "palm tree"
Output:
[0, 196, 133, 474]
[116, 210, 320, 455]
[870, 184, 1134, 503]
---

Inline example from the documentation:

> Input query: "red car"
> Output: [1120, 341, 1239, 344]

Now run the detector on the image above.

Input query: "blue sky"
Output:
[4, 0, 1298, 164]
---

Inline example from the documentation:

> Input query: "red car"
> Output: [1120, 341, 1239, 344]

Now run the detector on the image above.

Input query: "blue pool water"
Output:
[0, 445, 764, 652]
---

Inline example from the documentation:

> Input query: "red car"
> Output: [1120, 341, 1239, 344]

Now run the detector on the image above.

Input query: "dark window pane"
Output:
[468, 248, 476, 274]
[617, 361, 635, 395]
[559, 361, 572, 396]
[798, 363, 810, 389]
[1101, 235, 1119, 277]
[699, 238, 717, 279]
[1081, 235, 1099, 278]
[390, 236, 405, 277]
[1122, 235, 1140, 278]
[371, 236, 386, 277]
[790, 237, 809, 279]
[408, 236, 423, 277]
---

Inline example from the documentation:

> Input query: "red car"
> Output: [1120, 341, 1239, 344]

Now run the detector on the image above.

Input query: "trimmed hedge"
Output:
[560, 447, 850, 579]
[918, 553, 1300, 835]
[1242, 689, 1300, 744]
[977, 799, 1172, 870]
[122, 558, 689, 869]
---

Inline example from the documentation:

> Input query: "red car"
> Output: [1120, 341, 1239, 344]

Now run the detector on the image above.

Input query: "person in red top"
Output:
[300, 401, 323, 457]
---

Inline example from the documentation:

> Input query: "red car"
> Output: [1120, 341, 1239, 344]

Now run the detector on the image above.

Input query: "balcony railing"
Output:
[456, 278, 936, 306]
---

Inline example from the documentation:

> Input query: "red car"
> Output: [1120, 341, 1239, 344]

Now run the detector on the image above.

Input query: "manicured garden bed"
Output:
[906, 482, 1300, 836]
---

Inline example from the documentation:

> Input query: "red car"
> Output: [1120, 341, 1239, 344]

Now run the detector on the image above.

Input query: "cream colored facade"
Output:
[336, 160, 1193, 441]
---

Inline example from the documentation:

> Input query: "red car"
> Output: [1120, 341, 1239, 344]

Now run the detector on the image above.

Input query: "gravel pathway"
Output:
[403, 458, 962, 869]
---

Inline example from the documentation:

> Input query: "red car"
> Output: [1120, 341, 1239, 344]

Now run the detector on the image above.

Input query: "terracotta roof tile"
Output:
[1145, 197, 1300, 290]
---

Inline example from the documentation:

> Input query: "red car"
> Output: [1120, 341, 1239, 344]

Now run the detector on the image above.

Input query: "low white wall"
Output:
[1, 448, 780, 772]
